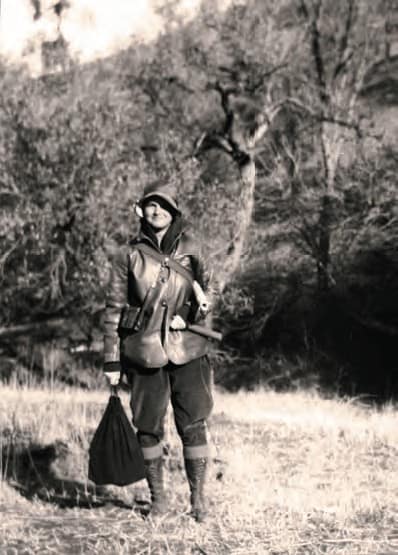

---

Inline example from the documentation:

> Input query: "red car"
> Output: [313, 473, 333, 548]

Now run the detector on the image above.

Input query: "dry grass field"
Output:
[0, 382, 397, 554]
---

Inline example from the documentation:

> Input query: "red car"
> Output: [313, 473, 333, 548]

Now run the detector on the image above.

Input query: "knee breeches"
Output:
[128, 356, 213, 459]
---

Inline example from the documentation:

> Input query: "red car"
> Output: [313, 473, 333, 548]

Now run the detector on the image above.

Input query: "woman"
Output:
[103, 181, 214, 522]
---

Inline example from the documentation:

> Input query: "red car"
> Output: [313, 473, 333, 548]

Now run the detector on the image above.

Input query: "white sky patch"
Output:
[0, 0, 233, 74]
[62, 0, 162, 63]
[0, 0, 40, 60]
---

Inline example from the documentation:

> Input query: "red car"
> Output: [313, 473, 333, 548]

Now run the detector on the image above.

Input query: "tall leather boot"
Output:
[144, 457, 167, 516]
[184, 457, 208, 522]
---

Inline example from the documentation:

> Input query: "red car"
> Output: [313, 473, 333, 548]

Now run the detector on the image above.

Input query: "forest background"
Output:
[0, 0, 397, 399]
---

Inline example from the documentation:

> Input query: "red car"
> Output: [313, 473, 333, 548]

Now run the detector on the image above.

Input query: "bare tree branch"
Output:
[164, 75, 196, 94]
[309, 0, 329, 105]
[333, 0, 356, 80]
[30, 0, 41, 19]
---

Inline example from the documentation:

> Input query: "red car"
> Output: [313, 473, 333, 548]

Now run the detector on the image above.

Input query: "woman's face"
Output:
[143, 199, 173, 231]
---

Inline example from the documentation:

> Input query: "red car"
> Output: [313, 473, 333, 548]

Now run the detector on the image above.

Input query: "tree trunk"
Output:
[218, 159, 256, 291]
[317, 191, 332, 292]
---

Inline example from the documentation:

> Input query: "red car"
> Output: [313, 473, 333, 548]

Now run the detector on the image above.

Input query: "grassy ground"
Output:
[0, 384, 397, 554]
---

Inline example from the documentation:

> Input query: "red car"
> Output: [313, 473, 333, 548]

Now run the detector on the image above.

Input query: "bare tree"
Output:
[193, 79, 287, 289]
[296, 0, 389, 292]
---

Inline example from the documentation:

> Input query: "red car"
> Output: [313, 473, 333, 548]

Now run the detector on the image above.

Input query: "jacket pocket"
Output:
[119, 305, 141, 330]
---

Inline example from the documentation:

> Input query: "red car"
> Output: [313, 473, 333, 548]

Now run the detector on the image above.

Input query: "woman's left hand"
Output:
[170, 315, 186, 330]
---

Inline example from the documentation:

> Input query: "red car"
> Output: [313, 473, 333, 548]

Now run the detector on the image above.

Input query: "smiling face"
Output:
[143, 198, 174, 232]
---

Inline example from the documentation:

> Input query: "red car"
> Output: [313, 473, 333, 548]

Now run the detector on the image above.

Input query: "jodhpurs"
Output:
[127, 356, 213, 460]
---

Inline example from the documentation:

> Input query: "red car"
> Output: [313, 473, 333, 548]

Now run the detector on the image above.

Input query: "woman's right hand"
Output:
[104, 371, 121, 386]
[104, 361, 121, 386]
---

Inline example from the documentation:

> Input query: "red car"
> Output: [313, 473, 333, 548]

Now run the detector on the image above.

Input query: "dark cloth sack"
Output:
[88, 390, 146, 486]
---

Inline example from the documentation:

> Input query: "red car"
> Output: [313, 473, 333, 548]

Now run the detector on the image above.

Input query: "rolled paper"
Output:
[192, 280, 210, 313]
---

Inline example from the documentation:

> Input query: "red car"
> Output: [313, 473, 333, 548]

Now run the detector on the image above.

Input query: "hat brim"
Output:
[142, 192, 180, 213]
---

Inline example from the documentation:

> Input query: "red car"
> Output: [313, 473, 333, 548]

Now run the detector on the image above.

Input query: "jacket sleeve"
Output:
[103, 250, 129, 364]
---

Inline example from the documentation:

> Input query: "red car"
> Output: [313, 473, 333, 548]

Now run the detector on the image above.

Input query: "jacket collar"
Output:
[138, 215, 185, 254]
[135, 227, 184, 255]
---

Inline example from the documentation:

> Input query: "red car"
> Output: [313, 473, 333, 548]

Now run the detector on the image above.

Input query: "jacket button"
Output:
[160, 277, 167, 283]
[161, 300, 168, 307]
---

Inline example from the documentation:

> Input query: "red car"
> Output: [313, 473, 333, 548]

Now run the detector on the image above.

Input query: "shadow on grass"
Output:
[1, 437, 147, 511]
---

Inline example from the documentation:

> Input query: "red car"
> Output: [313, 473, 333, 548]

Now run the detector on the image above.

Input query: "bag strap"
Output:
[133, 242, 194, 285]
[129, 242, 192, 332]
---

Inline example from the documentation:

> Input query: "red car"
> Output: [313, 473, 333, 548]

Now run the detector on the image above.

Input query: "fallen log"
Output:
[0, 318, 69, 338]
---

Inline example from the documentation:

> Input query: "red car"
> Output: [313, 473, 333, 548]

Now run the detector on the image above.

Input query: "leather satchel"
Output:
[119, 305, 169, 369]
[121, 330, 169, 368]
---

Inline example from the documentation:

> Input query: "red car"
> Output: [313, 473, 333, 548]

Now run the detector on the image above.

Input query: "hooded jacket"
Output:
[103, 225, 212, 368]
